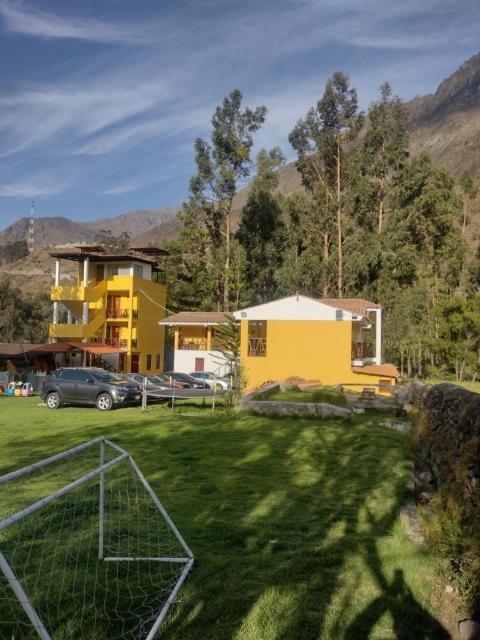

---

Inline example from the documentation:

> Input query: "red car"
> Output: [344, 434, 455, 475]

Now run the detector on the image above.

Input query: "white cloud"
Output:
[0, 0, 151, 43]
[0, 176, 66, 198]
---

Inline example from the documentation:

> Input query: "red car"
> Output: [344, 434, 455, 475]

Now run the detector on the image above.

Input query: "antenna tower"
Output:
[27, 201, 35, 254]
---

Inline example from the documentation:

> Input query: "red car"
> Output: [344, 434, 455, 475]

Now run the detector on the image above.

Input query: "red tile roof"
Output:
[352, 364, 400, 378]
[321, 298, 381, 317]
[159, 311, 232, 326]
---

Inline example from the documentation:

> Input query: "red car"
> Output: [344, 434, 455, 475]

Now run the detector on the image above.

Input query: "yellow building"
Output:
[158, 311, 231, 376]
[49, 244, 167, 374]
[233, 295, 399, 391]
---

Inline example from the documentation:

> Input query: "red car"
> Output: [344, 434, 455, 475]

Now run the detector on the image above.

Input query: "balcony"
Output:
[248, 338, 267, 357]
[105, 338, 129, 349]
[179, 337, 207, 351]
[131, 339, 138, 350]
[352, 342, 375, 364]
[50, 310, 106, 340]
[51, 285, 86, 301]
[105, 308, 139, 320]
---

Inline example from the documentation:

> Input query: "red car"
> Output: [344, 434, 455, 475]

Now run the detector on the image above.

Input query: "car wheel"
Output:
[96, 393, 113, 411]
[46, 392, 61, 409]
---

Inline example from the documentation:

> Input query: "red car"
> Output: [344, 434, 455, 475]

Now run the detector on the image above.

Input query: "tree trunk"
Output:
[462, 197, 467, 237]
[223, 211, 230, 311]
[323, 232, 329, 297]
[378, 177, 385, 233]
[336, 139, 343, 297]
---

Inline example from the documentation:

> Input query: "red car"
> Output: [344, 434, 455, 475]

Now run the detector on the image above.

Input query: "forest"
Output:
[165, 73, 479, 381]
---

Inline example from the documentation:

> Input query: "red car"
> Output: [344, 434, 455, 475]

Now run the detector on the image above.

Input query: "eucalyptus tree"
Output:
[360, 83, 409, 232]
[289, 72, 363, 297]
[236, 147, 286, 303]
[181, 90, 267, 311]
[459, 171, 478, 236]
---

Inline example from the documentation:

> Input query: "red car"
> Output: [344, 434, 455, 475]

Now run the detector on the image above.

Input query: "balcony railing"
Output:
[248, 338, 267, 357]
[352, 342, 375, 360]
[179, 338, 207, 351]
[105, 338, 128, 349]
[106, 309, 129, 319]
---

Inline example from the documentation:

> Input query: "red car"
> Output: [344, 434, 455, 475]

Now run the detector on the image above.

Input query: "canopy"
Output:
[66, 342, 127, 354]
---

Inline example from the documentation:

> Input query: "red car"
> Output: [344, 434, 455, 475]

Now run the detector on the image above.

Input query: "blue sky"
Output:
[0, 0, 478, 228]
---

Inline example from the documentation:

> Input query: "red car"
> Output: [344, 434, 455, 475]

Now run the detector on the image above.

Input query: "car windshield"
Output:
[147, 375, 161, 383]
[91, 371, 123, 383]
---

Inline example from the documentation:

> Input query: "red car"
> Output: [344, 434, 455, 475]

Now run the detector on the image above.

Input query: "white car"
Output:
[189, 372, 230, 391]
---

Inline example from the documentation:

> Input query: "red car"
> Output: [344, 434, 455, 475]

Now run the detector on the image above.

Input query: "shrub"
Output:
[310, 387, 347, 407]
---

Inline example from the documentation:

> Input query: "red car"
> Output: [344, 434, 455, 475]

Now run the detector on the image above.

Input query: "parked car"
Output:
[163, 372, 205, 389]
[42, 368, 141, 411]
[125, 373, 169, 392]
[189, 371, 230, 391]
[152, 374, 187, 389]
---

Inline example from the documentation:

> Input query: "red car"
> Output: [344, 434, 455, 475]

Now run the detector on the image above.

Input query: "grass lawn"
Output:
[0, 397, 451, 639]
[264, 386, 347, 406]
[424, 378, 480, 394]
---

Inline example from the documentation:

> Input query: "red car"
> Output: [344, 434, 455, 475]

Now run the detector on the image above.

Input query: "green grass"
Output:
[0, 397, 451, 639]
[265, 385, 348, 406]
[424, 378, 480, 394]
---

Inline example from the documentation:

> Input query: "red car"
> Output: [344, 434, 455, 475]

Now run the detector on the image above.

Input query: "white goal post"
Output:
[0, 437, 194, 640]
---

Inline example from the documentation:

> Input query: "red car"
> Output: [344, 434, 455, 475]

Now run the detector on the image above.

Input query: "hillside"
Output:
[0, 207, 179, 249]
[407, 52, 480, 180]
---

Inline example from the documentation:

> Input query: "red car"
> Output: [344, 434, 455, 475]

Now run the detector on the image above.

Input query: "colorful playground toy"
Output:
[6, 382, 15, 397]
[14, 382, 22, 397]
[21, 383, 33, 397]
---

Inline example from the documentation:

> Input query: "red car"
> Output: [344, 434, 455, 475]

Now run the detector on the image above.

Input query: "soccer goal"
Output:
[0, 437, 194, 639]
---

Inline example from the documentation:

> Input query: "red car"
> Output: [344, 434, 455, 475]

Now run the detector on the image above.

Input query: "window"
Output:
[77, 371, 93, 383]
[146, 355, 152, 371]
[107, 263, 131, 277]
[335, 309, 343, 320]
[60, 369, 78, 381]
[134, 264, 144, 279]
[155, 354, 161, 369]
[247, 321, 267, 357]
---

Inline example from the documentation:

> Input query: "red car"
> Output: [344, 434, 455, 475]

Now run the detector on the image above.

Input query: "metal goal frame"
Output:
[0, 436, 194, 640]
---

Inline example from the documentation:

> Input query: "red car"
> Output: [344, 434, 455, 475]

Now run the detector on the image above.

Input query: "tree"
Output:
[181, 90, 267, 311]
[358, 83, 409, 232]
[289, 72, 363, 296]
[434, 294, 480, 381]
[236, 148, 286, 303]
[94, 230, 131, 254]
[0, 280, 50, 343]
[459, 172, 478, 236]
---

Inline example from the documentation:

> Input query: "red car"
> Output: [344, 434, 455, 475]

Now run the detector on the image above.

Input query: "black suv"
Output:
[42, 368, 141, 411]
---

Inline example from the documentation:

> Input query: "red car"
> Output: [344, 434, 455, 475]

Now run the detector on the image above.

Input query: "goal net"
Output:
[0, 437, 193, 640]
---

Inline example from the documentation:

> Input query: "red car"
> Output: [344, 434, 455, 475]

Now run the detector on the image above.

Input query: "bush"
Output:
[310, 387, 347, 407]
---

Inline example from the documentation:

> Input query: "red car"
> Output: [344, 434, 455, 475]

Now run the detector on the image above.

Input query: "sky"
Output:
[0, 0, 478, 228]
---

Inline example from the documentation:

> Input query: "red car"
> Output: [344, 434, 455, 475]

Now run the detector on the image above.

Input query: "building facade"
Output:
[49, 244, 167, 374]
[158, 311, 231, 376]
[233, 295, 399, 390]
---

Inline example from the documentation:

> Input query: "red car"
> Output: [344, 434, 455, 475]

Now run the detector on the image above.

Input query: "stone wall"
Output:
[410, 383, 480, 514]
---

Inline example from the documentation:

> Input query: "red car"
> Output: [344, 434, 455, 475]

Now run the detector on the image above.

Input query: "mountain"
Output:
[407, 52, 480, 180]
[0, 207, 179, 248]
[0, 216, 91, 247]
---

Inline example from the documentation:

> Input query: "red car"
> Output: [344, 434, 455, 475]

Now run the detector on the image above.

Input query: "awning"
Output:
[26, 343, 75, 354]
[66, 342, 127, 354]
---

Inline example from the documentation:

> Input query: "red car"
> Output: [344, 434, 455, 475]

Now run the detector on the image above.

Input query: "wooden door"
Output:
[95, 264, 104, 282]
[195, 357, 205, 372]
[131, 354, 140, 374]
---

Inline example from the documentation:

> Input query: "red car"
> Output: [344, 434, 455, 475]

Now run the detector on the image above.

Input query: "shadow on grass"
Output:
[0, 409, 450, 639]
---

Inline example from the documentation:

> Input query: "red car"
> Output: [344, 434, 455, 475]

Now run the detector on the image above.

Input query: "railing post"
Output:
[98, 441, 104, 560]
